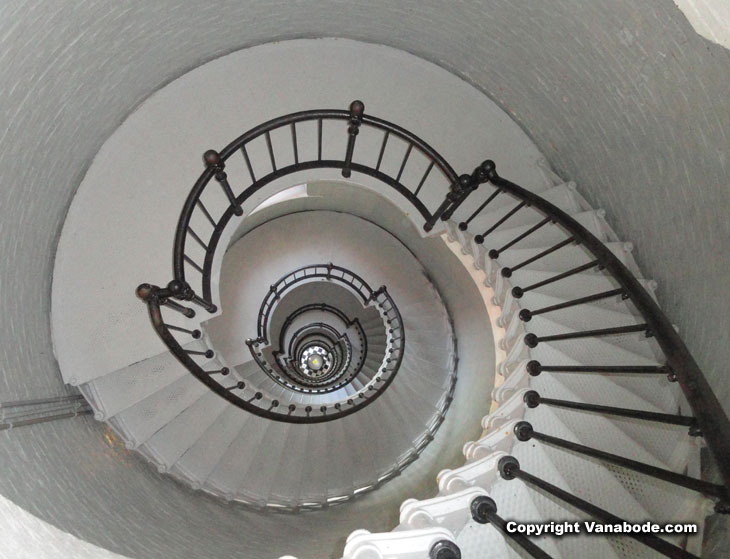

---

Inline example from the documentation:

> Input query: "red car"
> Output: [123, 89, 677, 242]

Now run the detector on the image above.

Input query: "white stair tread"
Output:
[480, 209, 608, 253]
[83, 350, 187, 419]
[108, 373, 208, 445]
[463, 183, 583, 234]
[523, 315, 659, 361]
[173, 406, 251, 483]
[497, 242, 635, 274]
[140, 391, 229, 468]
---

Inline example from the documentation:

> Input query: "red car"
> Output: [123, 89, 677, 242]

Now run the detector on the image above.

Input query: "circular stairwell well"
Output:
[42, 38, 722, 559]
[48, 39, 534, 558]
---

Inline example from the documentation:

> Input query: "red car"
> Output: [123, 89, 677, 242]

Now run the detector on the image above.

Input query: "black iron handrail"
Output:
[247, 265, 388, 394]
[138, 283, 404, 424]
[274, 303, 368, 381]
[254, 263, 376, 343]
[448, 160, 730, 494]
[173, 102, 459, 305]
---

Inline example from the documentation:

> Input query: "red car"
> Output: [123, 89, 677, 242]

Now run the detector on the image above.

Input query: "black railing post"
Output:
[424, 175, 469, 232]
[429, 540, 461, 559]
[342, 100, 364, 178]
[511, 260, 601, 298]
[518, 288, 625, 322]
[204, 150, 243, 216]
[442, 159, 495, 222]
[526, 359, 667, 376]
[167, 279, 217, 314]
[524, 323, 649, 348]
[474, 201, 528, 244]
[488, 217, 552, 258]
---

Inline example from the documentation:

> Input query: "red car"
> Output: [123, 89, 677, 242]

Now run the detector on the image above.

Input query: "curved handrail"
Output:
[249, 268, 397, 395]
[464, 161, 730, 491]
[172, 103, 460, 303]
[254, 263, 377, 343]
[139, 283, 405, 424]
[274, 303, 369, 390]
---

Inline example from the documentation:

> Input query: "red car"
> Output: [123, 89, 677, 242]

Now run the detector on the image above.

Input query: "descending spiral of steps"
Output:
[55, 205, 457, 510]
[45, 41, 728, 559]
[339, 165, 709, 559]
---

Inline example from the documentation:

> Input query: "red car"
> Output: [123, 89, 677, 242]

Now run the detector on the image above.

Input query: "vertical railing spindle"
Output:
[342, 100, 364, 178]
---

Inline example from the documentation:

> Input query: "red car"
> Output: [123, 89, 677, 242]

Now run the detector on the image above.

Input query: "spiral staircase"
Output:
[43, 86, 730, 559]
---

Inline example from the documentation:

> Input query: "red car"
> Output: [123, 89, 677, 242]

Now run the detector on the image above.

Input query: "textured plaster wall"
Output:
[0, 0, 728, 556]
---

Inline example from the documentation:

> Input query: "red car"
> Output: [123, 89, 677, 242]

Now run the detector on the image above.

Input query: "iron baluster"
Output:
[523, 390, 700, 434]
[204, 150, 243, 216]
[459, 188, 502, 230]
[470, 496, 553, 559]
[317, 118, 323, 161]
[511, 259, 601, 298]
[501, 237, 577, 278]
[525, 360, 667, 376]
[195, 199, 217, 228]
[342, 100, 364, 178]
[414, 160, 435, 197]
[519, 288, 625, 321]
[164, 324, 201, 338]
[240, 144, 256, 182]
[395, 143, 413, 183]
[264, 130, 277, 172]
[186, 227, 208, 251]
[488, 216, 551, 258]
[375, 130, 389, 171]
[290, 122, 299, 164]
[524, 323, 649, 348]
[474, 201, 528, 244]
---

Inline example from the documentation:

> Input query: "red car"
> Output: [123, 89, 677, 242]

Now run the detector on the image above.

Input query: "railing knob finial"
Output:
[498, 455, 520, 480]
[526, 360, 542, 376]
[430, 540, 461, 559]
[167, 279, 186, 297]
[470, 495, 497, 524]
[349, 100, 365, 119]
[514, 421, 534, 441]
[136, 283, 154, 301]
[523, 390, 541, 408]
[481, 159, 496, 176]
[203, 149, 222, 167]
